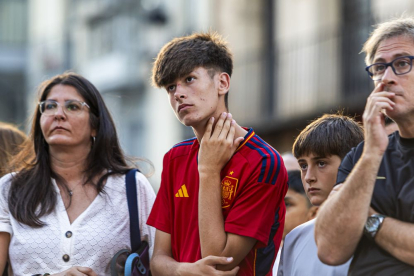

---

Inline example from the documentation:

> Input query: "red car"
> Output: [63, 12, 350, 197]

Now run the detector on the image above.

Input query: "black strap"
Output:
[126, 169, 141, 252]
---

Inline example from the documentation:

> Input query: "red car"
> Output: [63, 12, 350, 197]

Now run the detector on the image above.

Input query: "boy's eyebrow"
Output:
[297, 156, 327, 162]
[311, 156, 327, 160]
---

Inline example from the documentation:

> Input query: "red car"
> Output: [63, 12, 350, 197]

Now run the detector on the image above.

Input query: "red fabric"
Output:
[147, 129, 288, 275]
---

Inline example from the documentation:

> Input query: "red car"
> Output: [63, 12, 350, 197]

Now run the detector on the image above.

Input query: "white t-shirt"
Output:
[0, 172, 156, 276]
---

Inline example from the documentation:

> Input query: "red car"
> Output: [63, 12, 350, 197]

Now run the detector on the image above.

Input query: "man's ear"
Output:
[217, 72, 230, 96]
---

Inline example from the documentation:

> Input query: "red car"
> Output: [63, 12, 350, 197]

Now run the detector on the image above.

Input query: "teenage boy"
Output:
[315, 17, 414, 275]
[277, 114, 364, 276]
[147, 32, 288, 276]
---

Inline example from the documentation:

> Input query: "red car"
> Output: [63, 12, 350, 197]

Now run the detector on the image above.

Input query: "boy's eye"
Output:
[299, 163, 307, 170]
[186, 77, 195, 82]
[167, 85, 176, 92]
[317, 161, 326, 167]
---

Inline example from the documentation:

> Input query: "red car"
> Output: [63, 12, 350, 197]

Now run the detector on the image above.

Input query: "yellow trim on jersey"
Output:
[237, 131, 255, 152]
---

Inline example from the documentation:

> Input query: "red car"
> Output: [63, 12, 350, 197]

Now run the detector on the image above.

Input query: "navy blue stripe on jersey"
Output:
[245, 142, 267, 182]
[247, 135, 280, 185]
[255, 207, 280, 275]
[173, 138, 196, 148]
[254, 135, 281, 185]
[250, 137, 275, 184]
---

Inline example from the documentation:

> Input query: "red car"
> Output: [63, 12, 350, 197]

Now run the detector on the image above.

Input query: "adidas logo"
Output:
[175, 185, 189, 198]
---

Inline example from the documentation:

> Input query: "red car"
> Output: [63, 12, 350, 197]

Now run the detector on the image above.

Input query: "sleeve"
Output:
[336, 144, 363, 185]
[224, 158, 288, 247]
[136, 171, 156, 258]
[146, 151, 172, 234]
[0, 174, 13, 234]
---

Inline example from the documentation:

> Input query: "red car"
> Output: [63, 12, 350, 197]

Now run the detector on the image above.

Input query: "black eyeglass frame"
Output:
[365, 55, 414, 81]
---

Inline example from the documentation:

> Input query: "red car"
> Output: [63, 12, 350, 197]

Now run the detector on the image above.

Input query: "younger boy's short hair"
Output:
[151, 31, 233, 108]
[293, 114, 364, 160]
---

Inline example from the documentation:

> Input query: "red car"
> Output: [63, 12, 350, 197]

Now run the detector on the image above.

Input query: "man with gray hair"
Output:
[315, 17, 414, 275]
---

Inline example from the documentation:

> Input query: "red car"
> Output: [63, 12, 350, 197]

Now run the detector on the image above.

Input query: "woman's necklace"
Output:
[67, 180, 84, 197]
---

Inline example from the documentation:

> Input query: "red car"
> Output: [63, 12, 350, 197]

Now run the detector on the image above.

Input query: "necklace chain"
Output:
[67, 180, 84, 197]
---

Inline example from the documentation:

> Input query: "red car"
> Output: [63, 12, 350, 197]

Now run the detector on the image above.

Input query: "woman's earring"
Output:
[92, 136, 96, 145]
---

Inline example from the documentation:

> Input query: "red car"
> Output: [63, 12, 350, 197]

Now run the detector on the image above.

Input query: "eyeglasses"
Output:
[365, 55, 414, 81]
[39, 100, 90, 116]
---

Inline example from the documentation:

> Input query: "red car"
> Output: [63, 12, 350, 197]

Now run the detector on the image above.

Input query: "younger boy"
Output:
[277, 114, 364, 276]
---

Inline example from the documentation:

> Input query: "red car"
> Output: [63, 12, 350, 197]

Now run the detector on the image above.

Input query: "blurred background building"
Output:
[1, 0, 413, 190]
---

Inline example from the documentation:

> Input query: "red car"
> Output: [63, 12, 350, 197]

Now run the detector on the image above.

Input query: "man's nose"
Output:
[381, 65, 397, 84]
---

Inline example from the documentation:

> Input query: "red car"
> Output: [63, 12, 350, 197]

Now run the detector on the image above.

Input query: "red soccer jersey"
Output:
[147, 128, 288, 276]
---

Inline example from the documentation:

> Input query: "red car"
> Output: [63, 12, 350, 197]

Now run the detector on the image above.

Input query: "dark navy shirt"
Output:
[337, 131, 414, 275]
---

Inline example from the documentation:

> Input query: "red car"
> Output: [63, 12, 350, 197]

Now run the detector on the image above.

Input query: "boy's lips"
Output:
[308, 187, 321, 194]
[178, 104, 193, 112]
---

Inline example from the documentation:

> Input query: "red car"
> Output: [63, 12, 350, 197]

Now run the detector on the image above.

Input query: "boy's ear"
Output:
[217, 72, 230, 96]
[306, 206, 319, 221]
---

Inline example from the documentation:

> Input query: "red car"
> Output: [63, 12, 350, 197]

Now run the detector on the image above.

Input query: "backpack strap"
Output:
[125, 169, 141, 252]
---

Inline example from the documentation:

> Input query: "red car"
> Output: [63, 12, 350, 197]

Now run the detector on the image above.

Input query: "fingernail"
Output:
[227, 113, 232, 118]
[211, 117, 215, 122]
[231, 119, 236, 125]
[227, 257, 233, 262]
[222, 112, 227, 118]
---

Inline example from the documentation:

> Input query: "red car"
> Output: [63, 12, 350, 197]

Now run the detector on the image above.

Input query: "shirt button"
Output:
[65, 231, 73, 238]
[62, 254, 70, 262]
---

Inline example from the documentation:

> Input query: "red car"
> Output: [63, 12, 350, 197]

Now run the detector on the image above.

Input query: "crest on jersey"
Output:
[221, 176, 238, 208]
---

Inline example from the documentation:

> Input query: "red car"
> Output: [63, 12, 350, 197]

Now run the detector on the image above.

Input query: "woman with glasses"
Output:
[0, 72, 155, 275]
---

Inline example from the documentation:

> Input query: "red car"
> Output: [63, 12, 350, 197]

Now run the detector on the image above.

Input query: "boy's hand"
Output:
[179, 256, 240, 276]
[198, 112, 244, 175]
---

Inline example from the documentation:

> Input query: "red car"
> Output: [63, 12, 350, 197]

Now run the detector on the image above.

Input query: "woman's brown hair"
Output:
[8, 72, 135, 227]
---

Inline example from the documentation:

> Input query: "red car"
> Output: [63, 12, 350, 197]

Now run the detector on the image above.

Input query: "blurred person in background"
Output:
[315, 17, 414, 275]
[272, 170, 314, 274]
[0, 122, 27, 178]
[0, 72, 155, 275]
[0, 122, 27, 276]
[147, 31, 288, 276]
[278, 114, 364, 276]
[282, 170, 316, 240]
[281, 153, 301, 171]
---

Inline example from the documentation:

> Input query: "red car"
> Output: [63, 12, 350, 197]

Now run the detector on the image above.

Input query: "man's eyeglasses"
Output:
[39, 100, 90, 116]
[365, 55, 414, 81]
